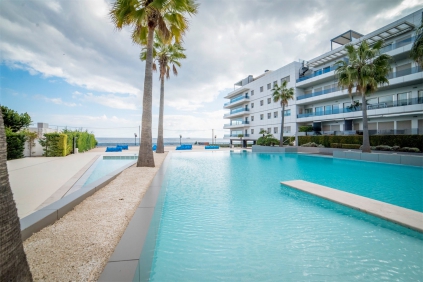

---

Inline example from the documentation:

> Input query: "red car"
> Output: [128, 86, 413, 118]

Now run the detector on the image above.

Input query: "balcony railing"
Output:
[224, 95, 249, 106]
[296, 66, 422, 101]
[224, 121, 250, 127]
[224, 134, 250, 138]
[224, 108, 250, 117]
[298, 128, 422, 136]
[296, 36, 417, 83]
[297, 97, 423, 118]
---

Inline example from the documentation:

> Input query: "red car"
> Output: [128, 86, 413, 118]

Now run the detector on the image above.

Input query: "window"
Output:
[283, 109, 291, 116]
[323, 66, 331, 73]
[267, 83, 271, 90]
[397, 92, 410, 106]
[283, 126, 291, 133]
[274, 127, 278, 134]
[267, 128, 271, 134]
[304, 108, 313, 114]
[251, 103, 254, 108]
[251, 90, 254, 96]
[251, 129, 254, 134]
[273, 81, 277, 87]
[315, 106, 323, 115]
[281, 76, 290, 84]
[324, 105, 332, 115]
[260, 86, 263, 92]
[396, 63, 412, 76]
[418, 90, 423, 103]
[267, 98, 271, 104]
[260, 100, 264, 106]
[274, 111, 278, 118]
[260, 114, 263, 120]
[251, 116, 254, 121]
[267, 113, 271, 119]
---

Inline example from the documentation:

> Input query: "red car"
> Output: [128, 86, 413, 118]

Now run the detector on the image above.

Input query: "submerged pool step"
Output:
[103, 155, 138, 160]
[281, 180, 423, 233]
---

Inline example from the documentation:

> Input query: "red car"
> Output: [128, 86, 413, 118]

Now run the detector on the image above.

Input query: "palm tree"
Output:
[140, 34, 186, 154]
[410, 17, 423, 68]
[110, 0, 198, 167]
[0, 108, 33, 281]
[335, 40, 391, 153]
[259, 129, 267, 137]
[272, 80, 294, 147]
[237, 134, 244, 148]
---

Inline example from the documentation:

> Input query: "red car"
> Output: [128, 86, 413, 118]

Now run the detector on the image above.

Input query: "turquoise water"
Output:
[83, 159, 135, 186]
[145, 152, 423, 281]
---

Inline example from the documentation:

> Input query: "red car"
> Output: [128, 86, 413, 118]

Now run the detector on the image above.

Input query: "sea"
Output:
[96, 137, 231, 147]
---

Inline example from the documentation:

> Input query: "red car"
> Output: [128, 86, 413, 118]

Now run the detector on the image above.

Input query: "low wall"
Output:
[251, 145, 297, 153]
[20, 160, 136, 241]
[334, 151, 423, 166]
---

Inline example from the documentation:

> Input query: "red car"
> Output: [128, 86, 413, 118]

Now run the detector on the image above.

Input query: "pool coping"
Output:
[281, 180, 423, 233]
[98, 152, 172, 282]
[20, 158, 137, 241]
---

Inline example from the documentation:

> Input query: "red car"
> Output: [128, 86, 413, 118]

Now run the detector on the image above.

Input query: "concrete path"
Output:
[8, 145, 237, 218]
[281, 180, 423, 232]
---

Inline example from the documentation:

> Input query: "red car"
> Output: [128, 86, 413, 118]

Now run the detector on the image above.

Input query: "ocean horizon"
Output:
[96, 137, 232, 147]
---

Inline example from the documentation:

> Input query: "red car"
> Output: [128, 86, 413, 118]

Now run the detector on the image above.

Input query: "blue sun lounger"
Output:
[176, 144, 192, 150]
[152, 144, 157, 151]
[105, 146, 122, 152]
[117, 144, 128, 150]
[205, 145, 219, 149]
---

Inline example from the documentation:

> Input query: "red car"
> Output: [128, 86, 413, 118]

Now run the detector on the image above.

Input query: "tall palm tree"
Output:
[0, 108, 33, 281]
[140, 34, 186, 154]
[110, 0, 198, 167]
[410, 17, 423, 68]
[335, 40, 391, 153]
[272, 80, 294, 147]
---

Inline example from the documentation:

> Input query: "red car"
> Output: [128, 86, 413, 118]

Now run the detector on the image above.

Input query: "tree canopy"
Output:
[0, 106, 32, 132]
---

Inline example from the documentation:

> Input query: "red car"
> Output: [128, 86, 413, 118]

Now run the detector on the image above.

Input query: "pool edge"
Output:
[98, 152, 172, 282]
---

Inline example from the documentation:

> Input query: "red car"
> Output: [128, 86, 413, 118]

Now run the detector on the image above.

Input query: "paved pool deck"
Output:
[8, 146, 234, 218]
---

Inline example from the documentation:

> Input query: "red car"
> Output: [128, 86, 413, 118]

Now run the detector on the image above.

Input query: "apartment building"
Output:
[223, 9, 423, 146]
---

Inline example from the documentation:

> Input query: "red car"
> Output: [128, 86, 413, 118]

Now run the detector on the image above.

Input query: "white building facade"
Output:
[223, 10, 423, 146]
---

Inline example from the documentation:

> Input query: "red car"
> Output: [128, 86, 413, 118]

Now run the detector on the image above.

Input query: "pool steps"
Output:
[281, 180, 423, 233]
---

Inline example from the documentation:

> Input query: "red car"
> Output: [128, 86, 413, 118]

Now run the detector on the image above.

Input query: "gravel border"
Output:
[23, 153, 168, 281]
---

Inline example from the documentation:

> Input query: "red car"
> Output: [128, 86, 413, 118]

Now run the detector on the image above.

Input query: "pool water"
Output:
[83, 158, 135, 186]
[143, 152, 423, 281]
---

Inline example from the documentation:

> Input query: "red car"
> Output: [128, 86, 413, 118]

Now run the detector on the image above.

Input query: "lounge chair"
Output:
[152, 144, 157, 151]
[105, 147, 122, 152]
[117, 144, 128, 150]
[176, 144, 192, 150]
[205, 145, 219, 149]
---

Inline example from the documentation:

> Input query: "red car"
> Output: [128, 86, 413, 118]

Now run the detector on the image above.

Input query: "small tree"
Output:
[1, 106, 31, 133]
[238, 134, 244, 147]
[272, 80, 294, 147]
[22, 130, 38, 157]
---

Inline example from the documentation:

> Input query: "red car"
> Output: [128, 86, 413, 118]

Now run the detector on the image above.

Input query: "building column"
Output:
[411, 119, 418, 134]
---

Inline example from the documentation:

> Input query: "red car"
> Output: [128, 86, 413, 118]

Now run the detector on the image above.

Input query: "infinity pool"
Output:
[139, 152, 423, 281]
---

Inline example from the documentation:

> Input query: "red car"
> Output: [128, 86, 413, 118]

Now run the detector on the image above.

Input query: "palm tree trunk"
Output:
[156, 73, 165, 154]
[279, 104, 285, 147]
[361, 94, 371, 153]
[137, 27, 156, 167]
[0, 109, 33, 281]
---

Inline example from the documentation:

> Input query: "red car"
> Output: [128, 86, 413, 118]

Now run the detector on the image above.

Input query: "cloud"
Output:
[79, 92, 140, 110]
[34, 94, 79, 107]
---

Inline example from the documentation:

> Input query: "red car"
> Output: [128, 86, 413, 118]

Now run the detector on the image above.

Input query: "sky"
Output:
[1, 0, 422, 138]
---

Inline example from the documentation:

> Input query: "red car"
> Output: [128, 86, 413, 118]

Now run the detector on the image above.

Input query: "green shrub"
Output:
[62, 129, 97, 153]
[375, 145, 393, 151]
[330, 143, 342, 148]
[257, 134, 279, 146]
[299, 135, 423, 151]
[341, 144, 361, 149]
[5, 128, 26, 160]
[39, 133, 66, 157]
[299, 125, 313, 132]
[301, 142, 323, 147]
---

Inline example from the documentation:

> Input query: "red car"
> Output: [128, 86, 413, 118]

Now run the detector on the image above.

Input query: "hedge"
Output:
[39, 130, 97, 157]
[6, 129, 26, 160]
[299, 135, 423, 151]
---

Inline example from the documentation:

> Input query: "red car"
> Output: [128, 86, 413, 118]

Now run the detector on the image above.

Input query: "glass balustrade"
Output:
[297, 97, 423, 118]
[296, 36, 417, 83]
[224, 95, 249, 106]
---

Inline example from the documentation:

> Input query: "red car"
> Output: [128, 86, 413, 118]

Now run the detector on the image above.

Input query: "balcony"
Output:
[223, 108, 250, 118]
[298, 128, 422, 136]
[224, 95, 250, 108]
[296, 36, 417, 84]
[224, 134, 250, 138]
[297, 97, 423, 118]
[296, 66, 422, 101]
[223, 121, 250, 129]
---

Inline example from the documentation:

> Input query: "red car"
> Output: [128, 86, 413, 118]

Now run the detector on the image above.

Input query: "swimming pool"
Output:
[83, 157, 136, 186]
[138, 152, 423, 281]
